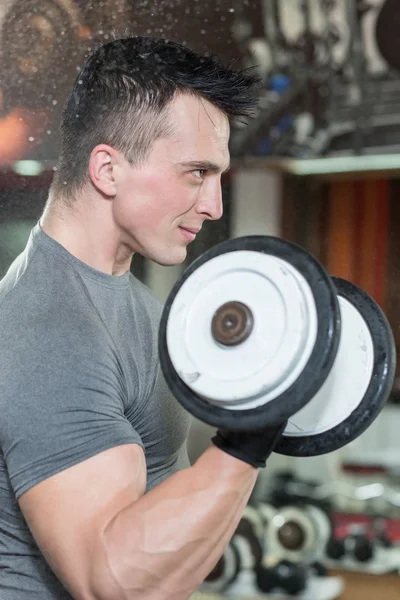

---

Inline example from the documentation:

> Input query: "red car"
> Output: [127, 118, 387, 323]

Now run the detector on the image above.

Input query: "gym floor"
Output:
[190, 570, 400, 599]
[330, 570, 400, 600]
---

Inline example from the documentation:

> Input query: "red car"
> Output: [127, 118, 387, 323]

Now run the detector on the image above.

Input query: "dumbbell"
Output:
[159, 236, 396, 457]
[326, 537, 346, 561]
[233, 505, 265, 569]
[263, 503, 333, 565]
[256, 558, 308, 596]
[201, 505, 263, 593]
[257, 502, 278, 533]
[256, 502, 332, 593]
[201, 540, 241, 594]
[327, 533, 375, 564]
[352, 534, 375, 563]
[376, 0, 400, 71]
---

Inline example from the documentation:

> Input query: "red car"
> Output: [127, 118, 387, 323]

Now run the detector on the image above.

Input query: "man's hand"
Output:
[211, 422, 287, 468]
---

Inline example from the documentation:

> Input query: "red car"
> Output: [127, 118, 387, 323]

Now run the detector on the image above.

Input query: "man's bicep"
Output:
[19, 443, 146, 600]
[1, 331, 140, 498]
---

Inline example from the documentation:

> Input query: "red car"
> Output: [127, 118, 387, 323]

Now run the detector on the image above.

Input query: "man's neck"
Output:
[40, 196, 133, 277]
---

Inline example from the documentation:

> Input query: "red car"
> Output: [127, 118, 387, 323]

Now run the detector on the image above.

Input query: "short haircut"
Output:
[51, 36, 261, 200]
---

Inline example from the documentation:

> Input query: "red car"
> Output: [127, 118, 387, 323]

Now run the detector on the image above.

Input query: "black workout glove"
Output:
[211, 421, 287, 469]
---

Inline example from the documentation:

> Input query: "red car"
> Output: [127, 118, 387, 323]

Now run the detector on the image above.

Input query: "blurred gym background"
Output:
[1, 1, 400, 598]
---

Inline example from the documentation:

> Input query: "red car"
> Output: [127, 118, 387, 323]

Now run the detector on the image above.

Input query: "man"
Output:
[0, 37, 284, 599]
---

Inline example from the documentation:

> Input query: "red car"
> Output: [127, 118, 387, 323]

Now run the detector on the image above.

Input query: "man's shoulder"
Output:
[129, 274, 163, 322]
[0, 251, 104, 358]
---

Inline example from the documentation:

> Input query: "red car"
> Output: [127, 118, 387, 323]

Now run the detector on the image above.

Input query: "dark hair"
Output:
[51, 36, 261, 200]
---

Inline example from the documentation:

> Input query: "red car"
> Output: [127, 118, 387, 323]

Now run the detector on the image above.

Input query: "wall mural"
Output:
[0, 0, 244, 167]
[0, 0, 134, 165]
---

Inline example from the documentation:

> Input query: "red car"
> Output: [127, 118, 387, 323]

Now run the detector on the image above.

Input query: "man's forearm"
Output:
[98, 444, 258, 600]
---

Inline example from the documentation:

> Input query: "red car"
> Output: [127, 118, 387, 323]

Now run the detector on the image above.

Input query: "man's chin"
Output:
[153, 249, 187, 267]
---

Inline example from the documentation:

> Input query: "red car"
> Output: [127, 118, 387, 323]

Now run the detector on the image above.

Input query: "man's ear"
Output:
[88, 144, 121, 197]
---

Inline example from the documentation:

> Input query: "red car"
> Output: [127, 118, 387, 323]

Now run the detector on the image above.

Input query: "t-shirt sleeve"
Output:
[0, 316, 143, 499]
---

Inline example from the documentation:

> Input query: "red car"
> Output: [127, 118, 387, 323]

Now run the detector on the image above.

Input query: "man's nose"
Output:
[197, 180, 224, 221]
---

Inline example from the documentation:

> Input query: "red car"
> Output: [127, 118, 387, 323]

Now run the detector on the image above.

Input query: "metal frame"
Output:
[230, 0, 400, 162]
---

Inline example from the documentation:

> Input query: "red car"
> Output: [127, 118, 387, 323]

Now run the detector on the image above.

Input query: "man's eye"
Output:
[193, 169, 206, 179]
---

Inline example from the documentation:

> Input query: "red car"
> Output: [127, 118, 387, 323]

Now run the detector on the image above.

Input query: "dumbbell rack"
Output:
[326, 510, 400, 574]
[192, 595, 279, 599]
[191, 594, 267, 599]
[216, 573, 343, 600]
[191, 595, 268, 599]
[191, 571, 344, 600]
[230, 0, 400, 162]
[326, 545, 400, 575]
[263, 472, 400, 576]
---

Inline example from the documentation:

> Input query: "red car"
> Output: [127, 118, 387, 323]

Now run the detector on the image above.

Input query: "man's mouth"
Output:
[179, 227, 199, 241]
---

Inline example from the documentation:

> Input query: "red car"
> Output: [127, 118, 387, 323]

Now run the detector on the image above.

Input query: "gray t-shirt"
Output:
[0, 222, 191, 599]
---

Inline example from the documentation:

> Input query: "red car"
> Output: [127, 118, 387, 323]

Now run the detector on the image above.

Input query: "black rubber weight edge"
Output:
[275, 276, 397, 457]
[158, 235, 341, 431]
[203, 540, 241, 592]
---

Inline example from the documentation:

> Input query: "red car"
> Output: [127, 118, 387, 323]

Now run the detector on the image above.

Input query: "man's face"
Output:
[113, 93, 231, 265]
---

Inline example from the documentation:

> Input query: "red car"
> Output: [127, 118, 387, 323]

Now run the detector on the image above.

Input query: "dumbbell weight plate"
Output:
[375, 0, 400, 71]
[234, 505, 265, 569]
[265, 505, 318, 563]
[159, 236, 340, 431]
[257, 503, 277, 532]
[276, 277, 396, 457]
[201, 540, 241, 594]
[256, 559, 308, 596]
[265, 502, 333, 564]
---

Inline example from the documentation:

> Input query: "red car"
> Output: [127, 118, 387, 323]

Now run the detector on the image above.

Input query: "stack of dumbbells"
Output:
[200, 472, 344, 598]
[200, 470, 400, 597]
[270, 471, 400, 576]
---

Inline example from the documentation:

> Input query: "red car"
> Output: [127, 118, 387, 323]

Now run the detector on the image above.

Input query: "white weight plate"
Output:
[257, 503, 278, 531]
[232, 535, 257, 570]
[265, 506, 317, 563]
[284, 295, 374, 437]
[305, 504, 334, 555]
[166, 250, 318, 409]
[275, 276, 395, 456]
[241, 505, 265, 542]
[201, 541, 240, 593]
